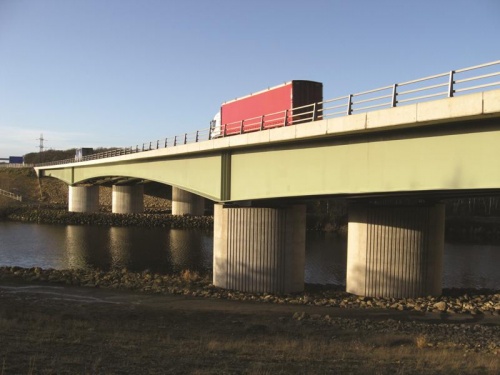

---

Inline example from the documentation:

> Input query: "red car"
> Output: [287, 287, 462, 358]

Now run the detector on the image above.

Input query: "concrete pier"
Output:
[112, 185, 144, 214]
[171, 187, 204, 216]
[346, 203, 445, 298]
[68, 185, 99, 213]
[213, 204, 306, 294]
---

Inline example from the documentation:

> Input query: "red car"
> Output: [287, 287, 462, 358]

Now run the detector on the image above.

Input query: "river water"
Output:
[0, 222, 499, 289]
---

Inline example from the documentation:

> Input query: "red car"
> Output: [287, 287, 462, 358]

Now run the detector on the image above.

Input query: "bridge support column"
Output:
[346, 202, 445, 298]
[112, 185, 144, 214]
[213, 204, 306, 294]
[172, 187, 204, 215]
[68, 185, 99, 213]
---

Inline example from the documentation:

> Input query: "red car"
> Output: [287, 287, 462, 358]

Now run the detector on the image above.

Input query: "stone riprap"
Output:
[1, 266, 498, 317]
[5, 207, 213, 229]
[1, 266, 498, 354]
[291, 312, 499, 354]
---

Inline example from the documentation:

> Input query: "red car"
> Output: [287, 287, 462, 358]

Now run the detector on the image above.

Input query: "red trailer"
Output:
[211, 80, 323, 138]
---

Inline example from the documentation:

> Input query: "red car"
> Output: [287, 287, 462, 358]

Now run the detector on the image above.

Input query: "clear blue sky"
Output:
[1, 0, 499, 157]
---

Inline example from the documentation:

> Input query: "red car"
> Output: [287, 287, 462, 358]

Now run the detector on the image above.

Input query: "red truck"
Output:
[210, 80, 323, 138]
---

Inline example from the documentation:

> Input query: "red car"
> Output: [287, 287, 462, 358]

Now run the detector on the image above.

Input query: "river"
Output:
[0, 222, 498, 289]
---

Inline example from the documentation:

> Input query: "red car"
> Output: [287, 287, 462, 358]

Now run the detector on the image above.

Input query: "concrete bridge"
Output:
[35, 61, 500, 298]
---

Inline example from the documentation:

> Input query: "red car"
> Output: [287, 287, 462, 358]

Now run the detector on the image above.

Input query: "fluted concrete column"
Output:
[68, 185, 99, 213]
[172, 187, 204, 215]
[213, 204, 306, 294]
[112, 185, 144, 214]
[346, 203, 445, 298]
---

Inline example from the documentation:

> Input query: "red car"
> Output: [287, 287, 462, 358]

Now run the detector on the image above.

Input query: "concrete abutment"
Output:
[346, 202, 445, 298]
[213, 204, 306, 294]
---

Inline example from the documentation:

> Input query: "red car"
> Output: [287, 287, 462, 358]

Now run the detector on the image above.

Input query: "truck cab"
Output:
[209, 112, 221, 139]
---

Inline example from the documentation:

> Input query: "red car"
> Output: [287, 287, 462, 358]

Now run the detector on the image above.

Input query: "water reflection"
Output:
[0, 222, 499, 290]
[63, 225, 213, 274]
[0, 222, 68, 269]
[305, 232, 347, 285]
[443, 243, 500, 289]
[66, 225, 112, 269]
[109, 226, 171, 273]
[168, 229, 212, 273]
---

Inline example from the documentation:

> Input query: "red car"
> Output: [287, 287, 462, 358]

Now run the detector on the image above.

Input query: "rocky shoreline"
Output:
[1, 266, 499, 356]
[4, 206, 213, 229]
[2, 266, 498, 317]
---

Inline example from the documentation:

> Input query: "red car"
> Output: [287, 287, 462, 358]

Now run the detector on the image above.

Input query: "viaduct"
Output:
[35, 61, 500, 299]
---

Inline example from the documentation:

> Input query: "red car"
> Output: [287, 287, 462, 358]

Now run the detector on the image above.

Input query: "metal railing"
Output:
[0, 164, 34, 168]
[36, 60, 500, 167]
[0, 188, 22, 202]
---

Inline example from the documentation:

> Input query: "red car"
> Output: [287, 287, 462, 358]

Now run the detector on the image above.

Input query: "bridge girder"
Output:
[35, 89, 500, 203]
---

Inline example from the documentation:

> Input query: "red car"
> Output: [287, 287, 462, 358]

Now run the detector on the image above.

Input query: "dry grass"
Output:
[415, 334, 428, 349]
[0, 287, 498, 375]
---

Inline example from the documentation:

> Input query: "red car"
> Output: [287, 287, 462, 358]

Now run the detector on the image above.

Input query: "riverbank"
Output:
[3, 204, 214, 229]
[2, 266, 499, 318]
[0, 275, 498, 374]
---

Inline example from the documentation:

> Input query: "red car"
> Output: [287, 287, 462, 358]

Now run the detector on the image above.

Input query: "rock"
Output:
[434, 301, 448, 312]
[292, 312, 309, 321]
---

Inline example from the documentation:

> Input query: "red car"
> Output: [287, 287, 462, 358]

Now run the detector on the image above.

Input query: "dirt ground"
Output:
[0, 281, 498, 375]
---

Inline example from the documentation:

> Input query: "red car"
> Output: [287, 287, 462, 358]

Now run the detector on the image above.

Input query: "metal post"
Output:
[174, 136, 177, 146]
[240, 120, 244, 134]
[260, 115, 264, 130]
[448, 70, 455, 97]
[157, 140, 159, 149]
[312, 103, 317, 121]
[284, 109, 288, 126]
[149, 142, 152, 150]
[165, 138, 168, 147]
[347, 94, 353, 115]
[391, 84, 398, 107]
[184, 133, 187, 144]
[195, 131, 199, 142]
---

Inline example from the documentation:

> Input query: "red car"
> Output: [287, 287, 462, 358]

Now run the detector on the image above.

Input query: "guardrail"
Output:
[36, 60, 500, 167]
[0, 188, 22, 202]
[0, 164, 34, 168]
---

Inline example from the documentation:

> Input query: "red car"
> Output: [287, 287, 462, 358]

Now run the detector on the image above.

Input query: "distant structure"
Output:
[36, 134, 46, 153]
[0, 156, 24, 165]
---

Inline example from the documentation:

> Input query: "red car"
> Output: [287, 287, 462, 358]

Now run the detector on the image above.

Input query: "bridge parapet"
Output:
[35, 60, 500, 168]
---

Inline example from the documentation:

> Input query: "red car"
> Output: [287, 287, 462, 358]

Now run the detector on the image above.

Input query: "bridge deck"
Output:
[36, 89, 500, 202]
